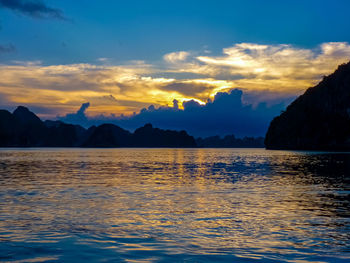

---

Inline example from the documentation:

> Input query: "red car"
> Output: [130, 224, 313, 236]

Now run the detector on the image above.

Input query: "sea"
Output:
[0, 148, 349, 262]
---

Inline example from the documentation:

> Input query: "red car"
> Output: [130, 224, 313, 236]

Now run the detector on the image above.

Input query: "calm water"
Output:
[0, 148, 349, 263]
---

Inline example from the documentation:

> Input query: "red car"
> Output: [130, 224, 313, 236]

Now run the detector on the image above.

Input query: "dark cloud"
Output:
[59, 102, 90, 126]
[241, 89, 297, 107]
[58, 89, 289, 137]
[103, 94, 118, 102]
[0, 43, 15, 53]
[0, 0, 66, 20]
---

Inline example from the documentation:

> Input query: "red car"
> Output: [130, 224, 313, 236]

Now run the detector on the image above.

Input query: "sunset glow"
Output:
[1, 42, 350, 118]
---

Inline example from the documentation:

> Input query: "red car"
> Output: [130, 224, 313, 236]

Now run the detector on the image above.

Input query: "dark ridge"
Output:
[0, 107, 197, 148]
[0, 109, 18, 146]
[82, 124, 132, 147]
[0, 106, 264, 148]
[265, 61, 350, 150]
[44, 120, 86, 147]
[13, 106, 42, 125]
[133, 123, 196, 147]
[12, 106, 46, 146]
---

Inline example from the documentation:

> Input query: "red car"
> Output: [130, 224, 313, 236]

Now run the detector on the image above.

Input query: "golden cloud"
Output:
[163, 51, 190, 64]
[0, 42, 349, 118]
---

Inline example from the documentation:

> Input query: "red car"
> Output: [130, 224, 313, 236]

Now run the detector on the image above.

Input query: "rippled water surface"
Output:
[0, 148, 349, 262]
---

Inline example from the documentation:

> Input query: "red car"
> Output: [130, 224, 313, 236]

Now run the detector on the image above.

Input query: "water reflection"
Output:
[0, 148, 349, 262]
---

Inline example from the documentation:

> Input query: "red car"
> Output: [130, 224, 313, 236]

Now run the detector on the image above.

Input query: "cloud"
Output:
[0, 63, 212, 117]
[77, 102, 90, 115]
[0, 42, 349, 126]
[58, 89, 288, 137]
[195, 42, 350, 83]
[161, 81, 215, 99]
[59, 102, 90, 126]
[0, 0, 66, 20]
[163, 51, 190, 63]
[0, 43, 15, 53]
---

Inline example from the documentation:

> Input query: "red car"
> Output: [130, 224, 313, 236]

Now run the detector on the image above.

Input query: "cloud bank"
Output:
[0, 42, 350, 133]
[195, 42, 350, 80]
[0, 0, 65, 20]
[59, 89, 287, 137]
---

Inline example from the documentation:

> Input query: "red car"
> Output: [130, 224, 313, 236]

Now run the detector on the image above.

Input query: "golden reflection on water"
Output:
[0, 148, 349, 262]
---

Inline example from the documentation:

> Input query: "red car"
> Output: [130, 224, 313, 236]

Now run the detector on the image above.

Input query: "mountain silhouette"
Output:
[0, 107, 45, 146]
[82, 124, 132, 147]
[0, 109, 18, 146]
[43, 120, 87, 147]
[0, 106, 198, 148]
[0, 106, 265, 148]
[13, 106, 42, 125]
[265, 61, 350, 150]
[133, 123, 196, 147]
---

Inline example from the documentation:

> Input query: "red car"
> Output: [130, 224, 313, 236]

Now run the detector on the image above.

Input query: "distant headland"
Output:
[0, 106, 264, 148]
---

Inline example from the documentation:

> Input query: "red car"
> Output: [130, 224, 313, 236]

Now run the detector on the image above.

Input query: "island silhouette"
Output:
[0, 106, 264, 148]
[265, 61, 350, 150]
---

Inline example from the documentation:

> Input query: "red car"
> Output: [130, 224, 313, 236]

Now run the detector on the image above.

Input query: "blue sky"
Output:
[2, 0, 350, 64]
[1, 0, 350, 136]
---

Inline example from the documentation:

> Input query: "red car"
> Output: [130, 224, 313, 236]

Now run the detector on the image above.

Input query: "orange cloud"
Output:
[0, 42, 349, 118]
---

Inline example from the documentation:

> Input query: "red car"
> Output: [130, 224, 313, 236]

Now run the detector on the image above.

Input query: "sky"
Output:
[1, 0, 350, 136]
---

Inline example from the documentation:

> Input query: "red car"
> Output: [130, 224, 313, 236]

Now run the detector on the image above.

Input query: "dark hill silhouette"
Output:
[0, 107, 45, 146]
[133, 123, 196, 147]
[82, 124, 132, 147]
[265, 61, 350, 150]
[0, 106, 264, 148]
[43, 120, 86, 147]
[0, 106, 199, 148]
[13, 106, 42, 126]
[0, 109, 18, 146]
